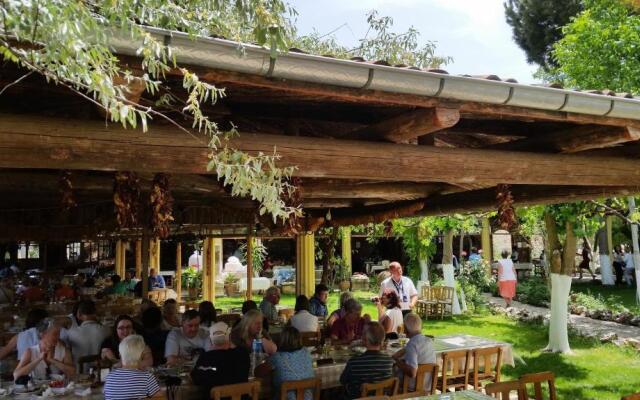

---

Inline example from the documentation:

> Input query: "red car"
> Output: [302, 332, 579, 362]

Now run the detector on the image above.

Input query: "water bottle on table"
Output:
[250, 334, 264, 377]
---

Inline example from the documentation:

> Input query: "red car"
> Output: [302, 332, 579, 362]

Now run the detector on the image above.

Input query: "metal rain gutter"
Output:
[109, 27, 640, 121]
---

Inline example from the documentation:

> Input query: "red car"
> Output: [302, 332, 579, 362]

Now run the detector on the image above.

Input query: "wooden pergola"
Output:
[2, 28, 640, 299]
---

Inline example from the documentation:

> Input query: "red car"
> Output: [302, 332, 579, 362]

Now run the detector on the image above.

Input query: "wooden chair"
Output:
[401, 363, 438, 395]
[485, 380, 526, 400]
[217, 313, 242, 326]
[470, 346, 503, 390]
[437, 286, 455, 319]
[278, 308, 294, 322]
[361, 377, 398, 397]
[280, 378, 321, 400]
[300, 331, 321, 347]
[437, 350, 470, 393]
[416, 286, 438, 319]
[622, 394, 640, 400]
[77, 354, 100, 374]
[211, 381, 260, 400]
[519, 371, 557, 400]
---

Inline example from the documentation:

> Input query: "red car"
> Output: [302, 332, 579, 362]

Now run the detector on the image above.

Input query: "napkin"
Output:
[74, 387, 92, 397]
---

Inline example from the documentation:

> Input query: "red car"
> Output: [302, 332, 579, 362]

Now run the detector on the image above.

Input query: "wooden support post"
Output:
[202, 237, 217, 302]
[606, 215, 614, 261]
[481, 217, 492, 276]
[202, 238, 210, 301]
[141, 235, 150, 298]
[115, 240, 123, 277]
[341, 227, 352, 276]
[246, 233, 253, 301]
[296, 233, 315, 297]
[176, 242, 182, 303]
[135, 239, 142, 279]
[121, 240, 127, 277]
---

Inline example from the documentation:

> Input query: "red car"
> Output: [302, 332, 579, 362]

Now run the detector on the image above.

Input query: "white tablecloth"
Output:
[238, 277, 271, 292]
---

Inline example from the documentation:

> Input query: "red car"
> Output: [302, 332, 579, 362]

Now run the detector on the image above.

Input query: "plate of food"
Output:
[48, 380, 66, 394]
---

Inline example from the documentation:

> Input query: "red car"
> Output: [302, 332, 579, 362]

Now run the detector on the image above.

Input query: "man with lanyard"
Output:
[379, 261, 418, 316]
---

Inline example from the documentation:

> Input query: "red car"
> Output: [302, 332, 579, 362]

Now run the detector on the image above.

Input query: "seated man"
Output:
[259, 286, 281, 323]
[148, 269, 166, 290]
[340, 322, 394, 399]
[191, 322, 250, 400]
[308, 284, 329, 318]
[330, 299, 367, 344]
[165, 309, 210, 366]
[392, 313, 436, 392]
[66, 300, 109, 372]
[289, 295, 318, 333]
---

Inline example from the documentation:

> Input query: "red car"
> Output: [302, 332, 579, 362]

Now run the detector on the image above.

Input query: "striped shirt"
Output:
[104, 368, 160, 400]
[340, 350, 394, 399]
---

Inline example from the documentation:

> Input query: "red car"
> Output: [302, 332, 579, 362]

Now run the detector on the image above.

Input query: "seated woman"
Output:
[101, 315, 153, 369]
[0, 308, 49, 361]
[330, 299, 367, 344]
[104, 335, 161, 400]
[198, 301, 218, 330]
[140, 307, 169, 366]
[256, 327, 314, 400]
[326, 292, 353, 328]
[289, 295, 318, 333]
[376, 291, 403, 339]
[230, 309, 277, 355]
[13, 325, 75, 380]
[161, 299, 180, 330]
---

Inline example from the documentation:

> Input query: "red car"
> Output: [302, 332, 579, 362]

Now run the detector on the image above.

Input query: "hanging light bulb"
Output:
[325, 209, 332, 221]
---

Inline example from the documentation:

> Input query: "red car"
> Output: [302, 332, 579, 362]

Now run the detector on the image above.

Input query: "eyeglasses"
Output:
[117, 325, 133, 330]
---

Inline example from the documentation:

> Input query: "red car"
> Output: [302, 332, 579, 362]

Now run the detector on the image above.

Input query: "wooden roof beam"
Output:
[488, 125, 640, 153]
[302, 181, 441, 200]
[344, 108, 460, 143]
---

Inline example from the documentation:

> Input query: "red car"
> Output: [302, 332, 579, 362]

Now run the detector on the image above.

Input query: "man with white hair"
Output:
[103, 335, 161, 400]
[191, 322, 250, 400]
[392, 313, 435, 392]
[259, 286, 281, 323]
[379, 262, 418, 315]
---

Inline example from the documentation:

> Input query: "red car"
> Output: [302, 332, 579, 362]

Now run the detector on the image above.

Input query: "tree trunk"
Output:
[320, 229, 339, 285]
[562, 221, 577, 276]
[443, 229, 454, 264]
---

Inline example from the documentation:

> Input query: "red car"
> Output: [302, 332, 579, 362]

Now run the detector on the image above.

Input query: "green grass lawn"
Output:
[571, 279, 640, 313]
[213, 291, 640, 400]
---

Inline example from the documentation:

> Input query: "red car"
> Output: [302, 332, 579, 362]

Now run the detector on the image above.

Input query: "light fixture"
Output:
[325, 209, 332, 221]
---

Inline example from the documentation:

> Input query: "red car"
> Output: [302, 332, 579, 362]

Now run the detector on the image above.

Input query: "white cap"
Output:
[209, 321, 230, 343]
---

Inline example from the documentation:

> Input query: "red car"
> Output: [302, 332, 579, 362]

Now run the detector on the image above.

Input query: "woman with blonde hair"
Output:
[230, 309, 277, 355]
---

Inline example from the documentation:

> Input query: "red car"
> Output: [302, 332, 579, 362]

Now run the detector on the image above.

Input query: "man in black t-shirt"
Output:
[191, 322, 250, 400]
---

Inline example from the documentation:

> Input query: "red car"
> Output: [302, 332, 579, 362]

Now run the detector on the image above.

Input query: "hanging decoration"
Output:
[383, 220, 393, 237]
[113, 171, 140, 229]
[496, 184, 517, 230]
[281, 177, 303, 236]
[150, 173, 174, 239]
[58, 170, 77, 210]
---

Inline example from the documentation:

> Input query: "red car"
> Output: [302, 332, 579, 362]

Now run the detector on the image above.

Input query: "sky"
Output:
[288, 0, 539, 84]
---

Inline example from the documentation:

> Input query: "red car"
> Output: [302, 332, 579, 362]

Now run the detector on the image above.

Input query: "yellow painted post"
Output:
[202, 238, 210, 301]
[246, 234, 253, 301]
[176, 242, 182, 302]
[141, 236, 150, 298]
[341, 227, 352, 276]
[202, 237, 217, 301]
[481, 217, 492, 276]
[296, 233, 315, 297]
[115, 240, 122, 277]
[135, 239, 142, 279]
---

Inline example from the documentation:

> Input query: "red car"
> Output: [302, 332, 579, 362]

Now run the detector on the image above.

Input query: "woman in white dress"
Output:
[13, 326, 75, 380]
[376, 290, 404, 339]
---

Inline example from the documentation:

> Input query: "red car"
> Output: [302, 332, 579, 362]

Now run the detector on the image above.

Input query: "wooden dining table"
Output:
[410, 391, 494, 399]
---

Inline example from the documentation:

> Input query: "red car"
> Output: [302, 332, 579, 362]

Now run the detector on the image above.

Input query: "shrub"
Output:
[515, 277, 550, 307]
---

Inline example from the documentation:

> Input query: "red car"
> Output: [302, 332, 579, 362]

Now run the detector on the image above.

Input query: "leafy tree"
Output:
[0, 0, 299, 222]
[553, 0, 640, 93]
[504, 0, 582, 71]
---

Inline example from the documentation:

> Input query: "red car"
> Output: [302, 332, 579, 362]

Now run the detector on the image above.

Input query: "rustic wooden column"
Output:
[141, 235, 150, 298]
[121, 240, 127, 276]
[202, 238, 210, 301]
[296, 233, 315, 297]
[246, 233, 253, 301]
[175, 242, 182, 302]
[135, 239, 142, 279]
[115, 240, 122, 277]
[481, 217, 492, 276]
[341, 227, 352, 276]
[149, 238, 160, 271]
[202, 237, 217, 302]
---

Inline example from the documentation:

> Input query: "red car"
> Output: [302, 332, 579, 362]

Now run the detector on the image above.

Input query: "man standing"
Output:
[259, 286, 280, 323]
[340, 322, 394, 399]
[165, 310, 210, 366]
[379, 262, 418, 315]
[392, 313, 436, 392]
[66, 300, 109, 372]
[191, 322, 250, 400]
[308, 284, 329, 318]
[148, 268, 166, 290]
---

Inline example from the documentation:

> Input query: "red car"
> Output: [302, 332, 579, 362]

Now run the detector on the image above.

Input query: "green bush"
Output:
[515, 277, 550, 307]
[571, 291, 628, 314]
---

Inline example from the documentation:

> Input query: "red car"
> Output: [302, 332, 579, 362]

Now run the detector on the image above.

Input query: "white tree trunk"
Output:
[546, 273, 572, 353]
[442, 264, 461, 315]
[419, 258, 429, 283]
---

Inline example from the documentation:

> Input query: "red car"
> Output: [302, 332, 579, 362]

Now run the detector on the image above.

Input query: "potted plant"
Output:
[333, 256, 351, 291]
[181, 266, 202, 300]
[224, 273, 240, 297]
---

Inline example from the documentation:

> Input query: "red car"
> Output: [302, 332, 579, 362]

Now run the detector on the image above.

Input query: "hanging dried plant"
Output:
[150, 173, 174, 239]
[383, 220, 394, 238]
[113, 171, 140, 228]
[280, 177, 304, 235]
[58, 170, 76, 211]
[496, 184, 517, 230]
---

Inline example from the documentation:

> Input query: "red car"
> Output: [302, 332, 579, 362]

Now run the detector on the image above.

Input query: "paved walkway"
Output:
[484, 294, 640, 341]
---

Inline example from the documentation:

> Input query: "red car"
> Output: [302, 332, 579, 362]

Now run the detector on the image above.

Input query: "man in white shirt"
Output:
[379, 262, 418, 315]
[66, 300, 109, 372]
[165, 309, 210, 366]
[289, 295, 318, 333]
[392, 313, 436, 392]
